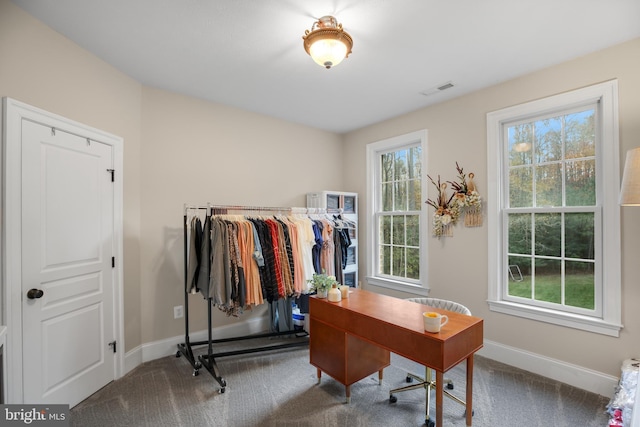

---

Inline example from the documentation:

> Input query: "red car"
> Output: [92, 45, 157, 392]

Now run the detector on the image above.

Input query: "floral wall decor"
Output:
[426, 163, 483, 238]
[449, 162, 483, 228]
[425, 175, 459, 237]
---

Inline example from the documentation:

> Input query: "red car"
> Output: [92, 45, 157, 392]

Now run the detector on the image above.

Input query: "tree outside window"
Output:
[506, 108, 597, 312]
[367, 130, 428, 293]
[487, 81, 621, 337]
[379, 146, 422, 280]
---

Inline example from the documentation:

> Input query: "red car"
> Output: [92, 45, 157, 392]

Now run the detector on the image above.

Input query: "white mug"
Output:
[423, 311, 448, 333]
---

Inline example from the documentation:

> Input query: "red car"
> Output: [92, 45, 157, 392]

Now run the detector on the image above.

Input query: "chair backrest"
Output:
[407, 297, 472, 316]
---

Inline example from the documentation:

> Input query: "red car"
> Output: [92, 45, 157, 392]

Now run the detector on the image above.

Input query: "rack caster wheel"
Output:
[425, 419, 435, 427]
[194, 361, 202, 369]
[405, 376, 413, 383]
[175, 351, 181, 358]
[389, 394, 397, 403]
[193, 369, 199, 377]
[447, 383, 454, 390]
[220, 387, 226, 394]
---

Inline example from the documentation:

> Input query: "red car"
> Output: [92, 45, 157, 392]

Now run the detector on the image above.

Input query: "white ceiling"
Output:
[11, 0, 640, 134]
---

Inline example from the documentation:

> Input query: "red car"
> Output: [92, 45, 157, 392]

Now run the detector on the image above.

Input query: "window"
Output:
[366, 130, 428, 293]
[487, 81, 622, 336]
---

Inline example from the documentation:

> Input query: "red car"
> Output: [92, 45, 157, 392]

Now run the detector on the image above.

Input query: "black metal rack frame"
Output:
[176, 204, 310, 393]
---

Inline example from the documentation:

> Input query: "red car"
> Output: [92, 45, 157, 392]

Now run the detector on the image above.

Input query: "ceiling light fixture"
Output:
[302, 16, 353, 69]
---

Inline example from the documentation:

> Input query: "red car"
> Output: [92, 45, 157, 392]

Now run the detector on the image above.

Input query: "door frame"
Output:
[1, 97, 125, 403]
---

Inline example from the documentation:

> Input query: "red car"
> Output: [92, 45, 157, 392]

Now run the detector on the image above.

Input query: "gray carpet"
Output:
[71, 341, 611, 426]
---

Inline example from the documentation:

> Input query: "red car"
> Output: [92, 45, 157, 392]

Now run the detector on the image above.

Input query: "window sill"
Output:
[365, 276, 430, 296]
[488, 300, 623, 337]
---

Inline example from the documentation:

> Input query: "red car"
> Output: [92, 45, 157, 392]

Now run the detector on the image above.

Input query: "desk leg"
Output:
[436, 370, 443, 427]
[466, 355, 474, 426]
[345, 384, 351, 404]
[378, 369, 384, 385]
[316, 368, 321, 384]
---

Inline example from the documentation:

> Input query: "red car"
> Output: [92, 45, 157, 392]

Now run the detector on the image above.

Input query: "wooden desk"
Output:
[310, 288, 483, 426]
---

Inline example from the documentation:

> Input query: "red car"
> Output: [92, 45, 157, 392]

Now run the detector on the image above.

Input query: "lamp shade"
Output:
[308, 38, 349, 68]
[620, 147, 640, 206]
[303, 16, 353, 69]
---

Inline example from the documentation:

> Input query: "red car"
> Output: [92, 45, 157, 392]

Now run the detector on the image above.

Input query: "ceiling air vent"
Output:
[420, 81, 455, 97]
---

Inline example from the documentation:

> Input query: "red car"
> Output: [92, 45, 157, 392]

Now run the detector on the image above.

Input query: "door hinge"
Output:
[112, 257, 115, 268]
[108, 341, 117, 353]
[106, 169, 115, 182]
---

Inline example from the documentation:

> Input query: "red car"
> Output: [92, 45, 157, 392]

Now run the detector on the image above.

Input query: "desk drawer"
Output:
[310, 317, 389, 386]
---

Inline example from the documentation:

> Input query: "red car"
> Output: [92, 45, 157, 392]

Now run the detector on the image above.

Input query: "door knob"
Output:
[27, 288, 44, 299]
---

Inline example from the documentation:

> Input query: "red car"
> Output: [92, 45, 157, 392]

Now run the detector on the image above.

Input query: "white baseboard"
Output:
[123, 345, 142, 376]
[123, 326, 618, 399]
[123, 316, 270, 376]
[478, 339, 618, 397]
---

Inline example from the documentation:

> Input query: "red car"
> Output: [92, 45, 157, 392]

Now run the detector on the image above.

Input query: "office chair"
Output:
[389, 297, 472, 427]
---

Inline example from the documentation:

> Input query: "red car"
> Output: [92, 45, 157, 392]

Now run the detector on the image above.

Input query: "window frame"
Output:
[366, 130, 429, 294]
[487, 81, 622, 336]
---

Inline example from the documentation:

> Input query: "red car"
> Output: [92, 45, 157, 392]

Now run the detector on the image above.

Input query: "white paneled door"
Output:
[20, 119, 116, 406]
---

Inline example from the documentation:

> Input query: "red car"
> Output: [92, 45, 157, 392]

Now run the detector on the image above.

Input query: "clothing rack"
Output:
[177, 203, 323, 393]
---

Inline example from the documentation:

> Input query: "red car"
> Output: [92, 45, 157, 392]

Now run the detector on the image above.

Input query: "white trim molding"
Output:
[123, 329, 619, 399]
[478, 339, 619, 398]
[123, 316, 271, 376]
[1, 97, 125, 403]
[486, 80, 622, 336]
[365, 129, 429, 294]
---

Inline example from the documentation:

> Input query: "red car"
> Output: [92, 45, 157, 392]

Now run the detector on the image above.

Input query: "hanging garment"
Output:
[333, 226, 344, 286]
[250, 218, 279, 303]
[251, 222, 265, 267]
[196, 215, 211, 298]
[186, 216, 202, 294]
[311, 219, 323, 274]
[337, 226, 352, 269]
[319, 218, 335, 277]
[293, 216, 316, 292]
[283, 218, 304, 295]
[205, 211, 344, 312]
[225, 221, 246, 316]
[269, 296, 294, 333]
[275, 218, 295, 297]
[237, 219, 263, 306]
[209, 217, 229, 306]
[265, 219, 286, 298]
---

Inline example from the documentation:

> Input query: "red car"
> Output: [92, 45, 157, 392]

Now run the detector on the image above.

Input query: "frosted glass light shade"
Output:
[302, 16, 353, 69]
[308, 38, 348, 68]
[620, 147, 640, 206]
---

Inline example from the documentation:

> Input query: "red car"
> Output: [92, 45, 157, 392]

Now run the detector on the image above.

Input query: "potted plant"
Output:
[308, 271, 339, 299]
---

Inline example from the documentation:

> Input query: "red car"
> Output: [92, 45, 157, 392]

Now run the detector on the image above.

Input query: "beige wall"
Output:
[0, 1, 144, 352]
[344, 37, 640, 378]
[2, 0, 638, 380]
[0, 0, 344, 351]
[139, 88, 342, 342]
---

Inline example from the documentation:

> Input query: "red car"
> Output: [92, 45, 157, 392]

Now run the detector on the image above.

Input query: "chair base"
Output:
[389, 367, 467, 425]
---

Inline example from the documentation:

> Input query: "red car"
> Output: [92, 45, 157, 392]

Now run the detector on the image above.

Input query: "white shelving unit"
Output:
[307, 191, 358, 288]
